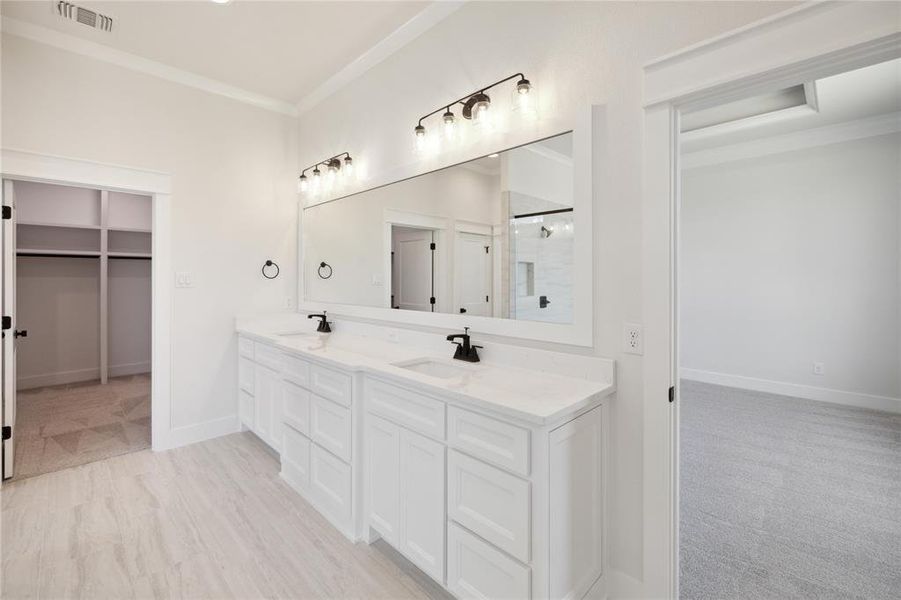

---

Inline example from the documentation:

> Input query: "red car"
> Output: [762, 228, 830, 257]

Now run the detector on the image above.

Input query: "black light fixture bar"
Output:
[416, 72, 530, 128]
[298, 151, 354, 191]
[300, 151, 352, 177]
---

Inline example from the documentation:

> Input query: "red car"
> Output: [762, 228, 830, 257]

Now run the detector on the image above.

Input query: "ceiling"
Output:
[0, 0, 431, 105]
[682, 57, 901, 152]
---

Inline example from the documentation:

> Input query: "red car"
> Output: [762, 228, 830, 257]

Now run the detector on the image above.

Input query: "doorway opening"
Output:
[677, 57, 901, 598]
[2, 179, 153, 480]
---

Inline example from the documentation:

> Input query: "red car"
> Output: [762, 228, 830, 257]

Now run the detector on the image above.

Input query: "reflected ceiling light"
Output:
[488, 153, 499, 158]
[412, 72, 534, 150]
[210, 0, 232, 4]
[298, 153, 356, 194]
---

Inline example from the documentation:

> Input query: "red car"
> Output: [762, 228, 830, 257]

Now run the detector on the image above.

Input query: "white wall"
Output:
[294, 0, 795, 583]
[681, 133, 901, 404]
[108, 258, 152, 377]
[2, 34, 298, 435]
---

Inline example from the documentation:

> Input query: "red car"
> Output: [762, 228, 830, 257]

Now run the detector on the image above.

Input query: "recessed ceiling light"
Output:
[210, 0, 232, 4]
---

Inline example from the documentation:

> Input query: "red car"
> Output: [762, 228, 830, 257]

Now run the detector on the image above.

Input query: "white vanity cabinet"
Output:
[237, 334, 358, 539]
[363, 376, 604, 600]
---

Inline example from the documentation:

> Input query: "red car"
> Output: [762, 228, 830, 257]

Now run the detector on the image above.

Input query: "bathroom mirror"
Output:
[303, 132, 576, 323]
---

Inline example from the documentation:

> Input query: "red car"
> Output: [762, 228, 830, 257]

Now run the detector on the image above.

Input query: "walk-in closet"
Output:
[11, 180, 152, 479]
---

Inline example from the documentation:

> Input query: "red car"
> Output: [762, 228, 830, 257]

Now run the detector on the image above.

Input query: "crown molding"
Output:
[682, 111, 901, 170]
[295, 1, 464, 115]
[1, 16, 298, 117]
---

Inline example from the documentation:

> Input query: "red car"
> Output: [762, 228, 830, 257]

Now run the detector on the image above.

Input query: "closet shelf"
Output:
[16, 220, 101, 230]
[108, 252, 152, 258]
[108, 226, 152, 234]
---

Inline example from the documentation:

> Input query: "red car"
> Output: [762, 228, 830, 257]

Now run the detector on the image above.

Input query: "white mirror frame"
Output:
[297, 108, 593, 347]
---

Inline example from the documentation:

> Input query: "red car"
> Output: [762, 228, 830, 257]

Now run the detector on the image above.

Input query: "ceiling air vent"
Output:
[57, 1, 113, 32]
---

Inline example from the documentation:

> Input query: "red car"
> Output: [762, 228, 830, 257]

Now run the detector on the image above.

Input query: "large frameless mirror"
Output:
[302, 131, 575, 323]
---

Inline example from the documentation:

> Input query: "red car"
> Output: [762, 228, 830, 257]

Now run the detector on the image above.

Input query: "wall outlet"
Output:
[284, 297, 294, 309]
[813, 362, 825, 375]
[175, 272, 193, 288]
[623, 322, 643, 355]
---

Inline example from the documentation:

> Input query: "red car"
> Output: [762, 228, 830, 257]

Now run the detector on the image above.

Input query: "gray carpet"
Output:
[679, 380, 901, 600]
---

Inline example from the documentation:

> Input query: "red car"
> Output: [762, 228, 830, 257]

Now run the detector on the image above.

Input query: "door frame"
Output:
[0, 148, 173, 464]
[383, 209, 449, 313]
[640, 3, 901, 598]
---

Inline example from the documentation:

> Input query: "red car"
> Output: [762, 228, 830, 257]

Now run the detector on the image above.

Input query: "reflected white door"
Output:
[2, 180, 16, 479]
[392, 227, 434, 312]
[456, 232, 491, 316]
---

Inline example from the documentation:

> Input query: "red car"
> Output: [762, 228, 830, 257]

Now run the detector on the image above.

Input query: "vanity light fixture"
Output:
[298, 152, 353, 193]
[413, 72, 534, 146]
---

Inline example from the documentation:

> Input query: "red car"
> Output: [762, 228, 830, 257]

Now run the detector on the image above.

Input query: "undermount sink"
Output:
[392, 358, 468, 379]
[275, 331, 319, 339]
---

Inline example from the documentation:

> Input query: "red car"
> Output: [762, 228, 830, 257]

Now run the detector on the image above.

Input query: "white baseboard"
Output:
[681, 368, 901, 414]
[605, 568, 646, 599]
[109, 360, 151, 377]
[17, 361, 151, 390]
[155, 414, 240, 451]
[17, 367, 99, 390]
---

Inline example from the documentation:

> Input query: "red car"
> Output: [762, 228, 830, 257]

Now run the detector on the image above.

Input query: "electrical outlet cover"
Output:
[623, 322, 643, 355]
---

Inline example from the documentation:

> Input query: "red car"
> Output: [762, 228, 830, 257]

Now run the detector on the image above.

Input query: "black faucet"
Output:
[446, 327, 482, 363]
[307, 311, 332, 333]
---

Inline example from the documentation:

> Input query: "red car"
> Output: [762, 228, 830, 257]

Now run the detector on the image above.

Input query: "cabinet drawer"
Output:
[448, 450, 531, 563]
[310, 364, 352, 407]
[311, 394, 352, 462]
[281, 426, 311, 494]
[366, 379, 445, 441]
[238, 336, 254, 359]
[239, 389, 254, 429]
[448, 406, 530, 477]
[310, 444, 352, 530]
[447, 522, 530, 600]
[282, 353, 310, 387]
[238, 357, 255, 393]
[254, 342, 283, 372]
[283, 381, 311, 436]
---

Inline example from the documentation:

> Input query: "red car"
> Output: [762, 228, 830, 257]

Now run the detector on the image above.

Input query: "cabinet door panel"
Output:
[399, 429, 446, 584]
[311, 394, 352, 462]
[310, 444, 352, 530]
[283, 381, 311, 436]
[253, 365, 275, 444]
[366, 414, 400, 544]
[239, 389, 254, 429]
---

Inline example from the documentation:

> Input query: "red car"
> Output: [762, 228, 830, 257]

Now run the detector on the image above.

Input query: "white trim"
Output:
[681, 368, 901, 414]
[680, 101, 817, 145]
[17, 367, 100, 390]
[160, 415, 240, 451]
[109, 361, 152, 378]
[383, 210, 449, 313]
[0, 148, 174, 453]
[454, 220, 493, 236]
[295, 2, 464, 114]
[641, 3, 901, 599]
[1, 16, 298, 117]
[682, 111, 901, 169]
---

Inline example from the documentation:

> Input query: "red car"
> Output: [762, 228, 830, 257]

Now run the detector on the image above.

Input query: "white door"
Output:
[366, 414, 400, 544]
[455, 232, 491, 316]
[399, 428, 446, 583]
[1, 180, 16, 480]
[392, 226, 434, 312]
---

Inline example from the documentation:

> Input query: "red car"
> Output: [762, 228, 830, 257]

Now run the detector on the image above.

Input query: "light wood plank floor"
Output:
[14, 375, 151, 480]
[1, 432, 450, 600]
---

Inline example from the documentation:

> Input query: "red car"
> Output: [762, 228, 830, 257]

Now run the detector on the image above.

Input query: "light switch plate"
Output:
[175, 272, 194, 288]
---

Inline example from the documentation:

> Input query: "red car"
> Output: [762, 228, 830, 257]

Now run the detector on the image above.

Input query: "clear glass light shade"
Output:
[443, 112, 456, 139]
[512, 82, 538, 119]
[343, 157, 354, 177]
[298, 176, 308, 193]
[414, 125, 427, 152]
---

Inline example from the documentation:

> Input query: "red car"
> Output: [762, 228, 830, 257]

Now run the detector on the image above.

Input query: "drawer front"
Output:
[239, 389, 254, 429]
[282, 353, 310, 387]
[254, 342, 283, 372]
[447, 522, 531, 600]
[283, 381, 311, 436]
[281, 426, 311, 494]
[447, 406, 530, 477]
[310, 444, 352, 529]
[310, 364, 352, 407]
[310, 394, 352, 462]
[366, 379, 445, 440]
[448, 450, 531, 563]
[238, 336, 255, 359]
[238, 357, 255, 393]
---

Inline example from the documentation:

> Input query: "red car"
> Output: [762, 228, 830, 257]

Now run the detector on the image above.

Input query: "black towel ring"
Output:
[318, 261, 333, 279]
[262, 260, 280, 279]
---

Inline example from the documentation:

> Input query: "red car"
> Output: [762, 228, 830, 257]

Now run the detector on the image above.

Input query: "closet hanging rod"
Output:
[16, 252, 100, 259]
[108, 255, 152, 260]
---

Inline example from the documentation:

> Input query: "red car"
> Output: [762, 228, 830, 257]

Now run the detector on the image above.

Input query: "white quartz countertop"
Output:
[237, 323, 614, 426]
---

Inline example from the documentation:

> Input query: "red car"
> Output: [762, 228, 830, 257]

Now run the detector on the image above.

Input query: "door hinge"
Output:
[1, 316, 10, 330]
[429, 242, 436, 251]
[1, 426, 10, 441]
[485, 295, 489, 302]
[668, 386, 675, 403]
[2, 206, 10, 220]
[429, 296, 436, 305]
[485, 246, 489, 254]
